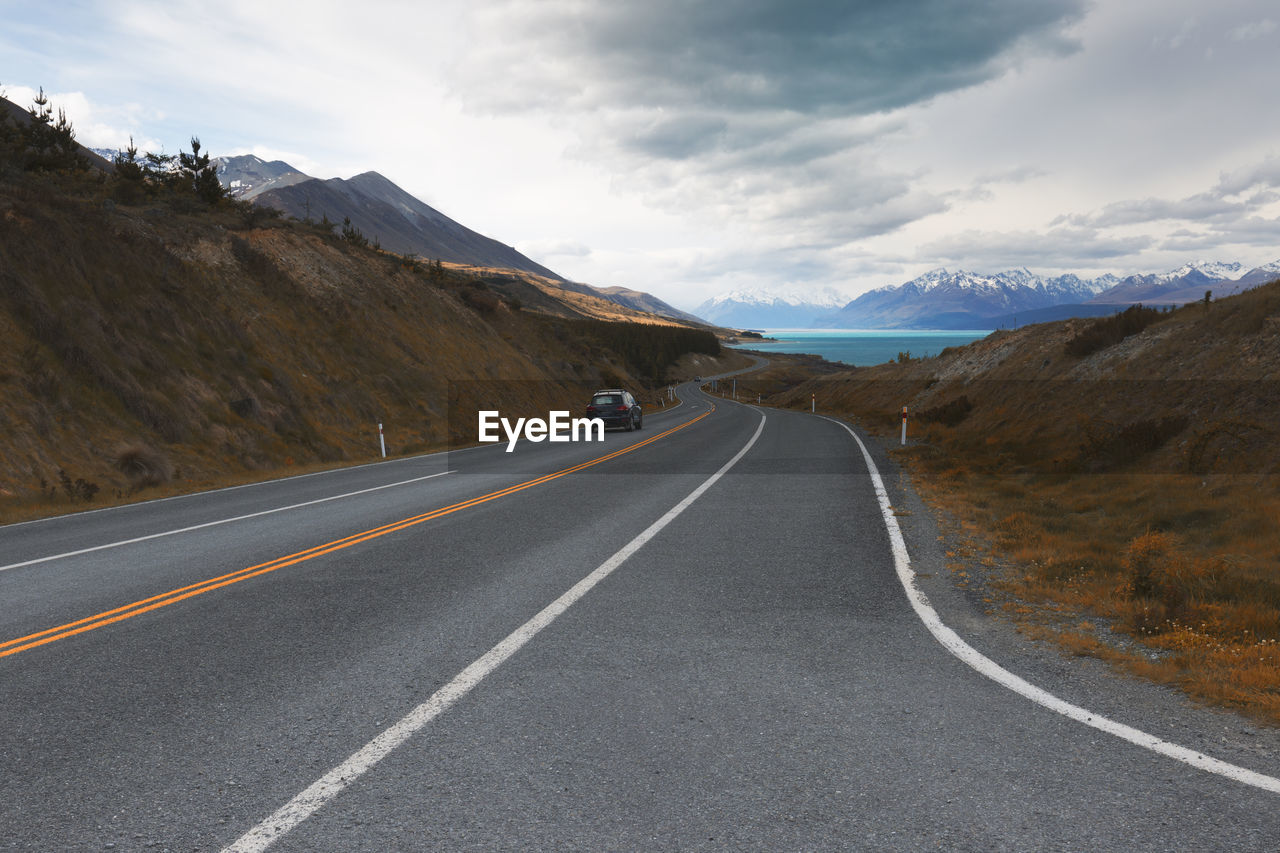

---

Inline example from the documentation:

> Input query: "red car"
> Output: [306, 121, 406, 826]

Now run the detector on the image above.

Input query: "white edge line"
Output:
[0, 472, 453, 574]
[816, 413, 1280, 796]
[1, 453, 458, 532]
[221, 412, 768, 853]
[2, 400, 695, 532]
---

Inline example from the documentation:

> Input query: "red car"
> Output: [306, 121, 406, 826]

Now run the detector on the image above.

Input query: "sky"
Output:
[3, 0, 1279, 310]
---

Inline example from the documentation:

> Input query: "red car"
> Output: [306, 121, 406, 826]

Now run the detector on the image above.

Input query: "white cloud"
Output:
[1230, 19, 1277, 40]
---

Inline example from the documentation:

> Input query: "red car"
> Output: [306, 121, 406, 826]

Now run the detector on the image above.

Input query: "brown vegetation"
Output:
[0, 159, 715, 521]
[770, 285, 1280, 723]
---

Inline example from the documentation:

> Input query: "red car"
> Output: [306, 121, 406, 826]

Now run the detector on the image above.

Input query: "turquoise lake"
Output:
[726, 329, 992, 367]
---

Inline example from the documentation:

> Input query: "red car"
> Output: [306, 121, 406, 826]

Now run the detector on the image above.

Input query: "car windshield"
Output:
[592, 395, 621, 405]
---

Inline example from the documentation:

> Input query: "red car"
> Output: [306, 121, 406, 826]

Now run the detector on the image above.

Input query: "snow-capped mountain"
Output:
[818, 268, 1118, 329]
[1161, 260, 1247, 281]
[1089, 259, 1253, 305]
[815, 261, 1279, 329]
[693, 286, 851, 328]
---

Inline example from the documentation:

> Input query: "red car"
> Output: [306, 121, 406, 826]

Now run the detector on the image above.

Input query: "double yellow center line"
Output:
[1, 407, 712, 660]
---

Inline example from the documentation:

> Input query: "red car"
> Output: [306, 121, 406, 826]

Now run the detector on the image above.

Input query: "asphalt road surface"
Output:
[3, 374, 1279, 851]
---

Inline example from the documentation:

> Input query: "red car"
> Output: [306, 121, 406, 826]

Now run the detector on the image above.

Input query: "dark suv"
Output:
[586, 389, 643, 431]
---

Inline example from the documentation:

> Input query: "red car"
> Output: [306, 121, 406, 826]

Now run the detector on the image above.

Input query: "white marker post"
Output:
[900, 406, 908, 446]
[811, 393, 815, 413]
[732, 378, 736, 400]
[378, 422, 387, 458]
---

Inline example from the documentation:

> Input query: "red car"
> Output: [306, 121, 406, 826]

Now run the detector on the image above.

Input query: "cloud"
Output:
[918, 226, 1153, 270]
[451, 0, 1085, 246]
[460, 0, 1084, 116]
[517, 239, 593, 260]
[1214, 153, 1280, 196]
[1230, 19, 1277, 40]
[1050, 154, 1280, 232]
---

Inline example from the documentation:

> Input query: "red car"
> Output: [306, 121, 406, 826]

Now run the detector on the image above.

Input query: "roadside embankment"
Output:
[770, 283, 1280, 724]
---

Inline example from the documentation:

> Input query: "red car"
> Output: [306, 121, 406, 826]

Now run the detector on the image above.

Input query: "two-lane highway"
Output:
[2, 379, 1279, 850]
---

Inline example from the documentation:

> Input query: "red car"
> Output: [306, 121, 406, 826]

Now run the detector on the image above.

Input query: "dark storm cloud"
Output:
[469, 0, 1086, 117]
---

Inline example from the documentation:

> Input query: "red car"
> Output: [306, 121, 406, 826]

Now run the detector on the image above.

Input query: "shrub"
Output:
[1065, 305, 1165, 357]
[113, 442, 173, 490]
[918, 395, 973, 427]
[461, 287, 501, 314]
[560, 319, 720, 383]
[56, 468, 99, 502]
[1079, 415, 1187, 470]
[1120, 531, 1222, 631]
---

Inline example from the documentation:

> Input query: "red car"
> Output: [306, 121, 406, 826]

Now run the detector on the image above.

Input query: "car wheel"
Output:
[635, 414, 642, 430]
[625, 414, 634, 432]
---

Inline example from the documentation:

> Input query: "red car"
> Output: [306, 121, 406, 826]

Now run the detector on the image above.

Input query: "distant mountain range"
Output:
[818, 267, 1119, 329]
[699, 261, 1280, 330]
[693, 286, 850, 328]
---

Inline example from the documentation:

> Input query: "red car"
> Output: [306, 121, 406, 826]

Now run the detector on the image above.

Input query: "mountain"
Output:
[818, 268, 1116, 329]
[214, 154, 310, 199]
[585, 285, 705, 325]
[215, 158, 716, 323]
[693, 286, 850, 328]
[816, 261, 1280, 329]
[236, 167, 568, 281]
[1087, 260, 1276, 306]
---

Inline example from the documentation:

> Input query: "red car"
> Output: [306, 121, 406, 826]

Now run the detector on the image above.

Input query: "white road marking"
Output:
[0, 472, 452, 573]
[819, 414, 1280, 796]
[221, 413, 768, 853]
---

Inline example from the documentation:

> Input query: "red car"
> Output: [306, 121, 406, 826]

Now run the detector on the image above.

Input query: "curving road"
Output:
[2, 374, 1279, 851]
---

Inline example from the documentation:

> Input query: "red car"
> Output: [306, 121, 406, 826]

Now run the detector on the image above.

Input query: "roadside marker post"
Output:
[901, 406, 908, 445]
[811, 393, 815, 413]
[379, 422, 387, 458]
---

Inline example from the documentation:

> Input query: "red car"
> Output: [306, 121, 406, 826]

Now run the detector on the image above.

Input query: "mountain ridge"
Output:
[704, 260, 1280, 330]
[215, 155, 703, 325]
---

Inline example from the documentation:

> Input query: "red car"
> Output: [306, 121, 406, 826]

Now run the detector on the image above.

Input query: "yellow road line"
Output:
[1, 408, 713, 660]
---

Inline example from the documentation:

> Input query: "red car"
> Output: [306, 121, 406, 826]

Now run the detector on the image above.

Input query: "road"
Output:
[2, 374, 1279, 851]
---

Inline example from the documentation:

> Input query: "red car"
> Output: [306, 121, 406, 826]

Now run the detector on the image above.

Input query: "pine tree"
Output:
[113, 137, 144, 180]
[111, 136, 148, 203]
[22, 87, 82, 171]
[178, 136, 224, 204]
[341, 216, 368, 247]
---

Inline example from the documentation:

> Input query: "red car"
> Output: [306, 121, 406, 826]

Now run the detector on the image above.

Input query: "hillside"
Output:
[762, 283, 1280, 721]
[0, 163, 718, 519]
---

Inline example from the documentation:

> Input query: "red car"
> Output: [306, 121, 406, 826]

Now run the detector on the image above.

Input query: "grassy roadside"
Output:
[770, 284, 1280, 724]
[1, 350, 760, 526]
